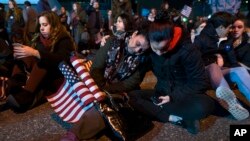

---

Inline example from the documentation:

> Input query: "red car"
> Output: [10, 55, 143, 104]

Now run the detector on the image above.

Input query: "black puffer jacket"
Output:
[194, 23, 239, 67]
[233, 32, 250, 70]
[149, 39, 209, 102]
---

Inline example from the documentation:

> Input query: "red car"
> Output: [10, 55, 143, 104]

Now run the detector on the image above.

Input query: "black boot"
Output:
[7, 89, 35, 113]
[171, 119, 200, 134]
[182, 120, 200, 134]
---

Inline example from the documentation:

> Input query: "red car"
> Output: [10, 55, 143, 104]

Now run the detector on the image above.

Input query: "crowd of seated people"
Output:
[0, 0, 250, 140]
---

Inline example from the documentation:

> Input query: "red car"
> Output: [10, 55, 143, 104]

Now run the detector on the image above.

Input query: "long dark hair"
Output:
[149, 21, 174, 42]
[6, 0, 23, 22]
[116, 13, 132, 31]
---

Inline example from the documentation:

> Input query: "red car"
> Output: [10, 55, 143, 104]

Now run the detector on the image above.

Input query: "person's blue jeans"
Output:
[206, 63, 250, 102]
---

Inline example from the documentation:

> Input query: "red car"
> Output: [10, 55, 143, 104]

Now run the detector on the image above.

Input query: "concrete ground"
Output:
[0, 72, 250, 141]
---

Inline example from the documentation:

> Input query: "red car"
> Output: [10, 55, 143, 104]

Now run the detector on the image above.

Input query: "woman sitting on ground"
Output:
[61, 17, 151, 141]
[230, 15, 250, 74]
[6, 11, 76, 113]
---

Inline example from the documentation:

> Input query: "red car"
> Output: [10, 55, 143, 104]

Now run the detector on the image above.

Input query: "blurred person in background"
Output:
[23, 1, 38, 42]
[5, 0, 25, 43]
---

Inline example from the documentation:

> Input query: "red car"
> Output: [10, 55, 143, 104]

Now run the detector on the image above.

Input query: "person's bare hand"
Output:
[101, 35, 110, 46]
[157, 95, 170, 106]
[13, 46, 38, 59]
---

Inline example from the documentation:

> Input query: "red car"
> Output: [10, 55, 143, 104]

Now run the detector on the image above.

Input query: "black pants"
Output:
[128, 90, 215, 122]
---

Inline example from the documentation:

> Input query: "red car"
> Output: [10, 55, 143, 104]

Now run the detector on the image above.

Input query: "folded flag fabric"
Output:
[47, 51, 107, 123]
[70, 55, 106, 102]
[59, 62, 96, 106]
[47, 60, 99, 123]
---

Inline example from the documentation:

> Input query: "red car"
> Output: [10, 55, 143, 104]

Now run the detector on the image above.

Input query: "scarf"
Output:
[39, 34, 52, 51]
[104, 38, 141, 84]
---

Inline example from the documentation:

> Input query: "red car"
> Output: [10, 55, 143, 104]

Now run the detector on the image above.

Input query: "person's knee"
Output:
[127, 90, 141, 100]
[232, 67, 248, 74]
[206, 63, 219, 71]
[206, 63, 222, 76]
[128, 92, 139, 108]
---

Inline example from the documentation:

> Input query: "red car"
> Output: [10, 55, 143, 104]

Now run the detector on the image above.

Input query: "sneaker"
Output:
[216, 86, 249, 120]
[171, 120, 200, 134]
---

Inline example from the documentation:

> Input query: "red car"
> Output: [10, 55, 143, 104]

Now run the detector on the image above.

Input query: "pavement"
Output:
[0, 72, 250, 141]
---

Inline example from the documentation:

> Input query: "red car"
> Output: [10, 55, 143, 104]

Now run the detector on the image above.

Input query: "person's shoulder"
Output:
[179, 41, 198, 53]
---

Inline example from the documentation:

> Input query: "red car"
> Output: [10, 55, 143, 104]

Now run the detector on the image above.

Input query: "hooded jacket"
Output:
[149, 27, 209, 102]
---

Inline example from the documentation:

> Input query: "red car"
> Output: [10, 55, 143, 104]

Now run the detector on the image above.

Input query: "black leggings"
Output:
[128, 90, 215, 122]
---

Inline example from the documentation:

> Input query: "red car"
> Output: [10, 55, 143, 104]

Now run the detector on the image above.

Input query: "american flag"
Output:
[70, 56, 106, 102]
[181, 5, 192, 18]
[47, 55, 105, 123]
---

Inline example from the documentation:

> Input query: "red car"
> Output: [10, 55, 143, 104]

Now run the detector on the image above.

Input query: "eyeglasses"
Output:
[232, 25, 244, 29]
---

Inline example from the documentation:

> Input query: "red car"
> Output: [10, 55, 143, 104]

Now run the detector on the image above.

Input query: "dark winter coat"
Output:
[233, 32, 250, 71]
[90, 36, 149, 93]
[149, 38, 209, 102]
[32, 31, 75, 91]
[194, 23, 239, 67]
[86, 5, 104, 34]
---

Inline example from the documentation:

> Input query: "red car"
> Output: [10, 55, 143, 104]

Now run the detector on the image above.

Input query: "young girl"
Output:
[101, 13, 132, 46]
[231, 15, 250, 73]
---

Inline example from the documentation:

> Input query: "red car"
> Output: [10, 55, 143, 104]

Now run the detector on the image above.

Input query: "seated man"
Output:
[194, 12, 249, 120]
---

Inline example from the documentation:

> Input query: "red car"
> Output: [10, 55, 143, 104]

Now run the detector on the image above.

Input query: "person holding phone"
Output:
[5, 11, 76, 113]
[128, 12, 215, 134]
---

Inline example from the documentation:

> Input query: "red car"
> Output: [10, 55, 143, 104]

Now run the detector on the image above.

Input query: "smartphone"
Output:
[150, 96, 162, 105]
[12, 43, 23, 47]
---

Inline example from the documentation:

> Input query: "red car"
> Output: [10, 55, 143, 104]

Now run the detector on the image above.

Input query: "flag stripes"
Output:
[70, 56, 106, 101]
[47, 54, 106, 123]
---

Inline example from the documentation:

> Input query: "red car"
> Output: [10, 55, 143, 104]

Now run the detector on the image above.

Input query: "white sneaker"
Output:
[216, 86, 249, 120]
